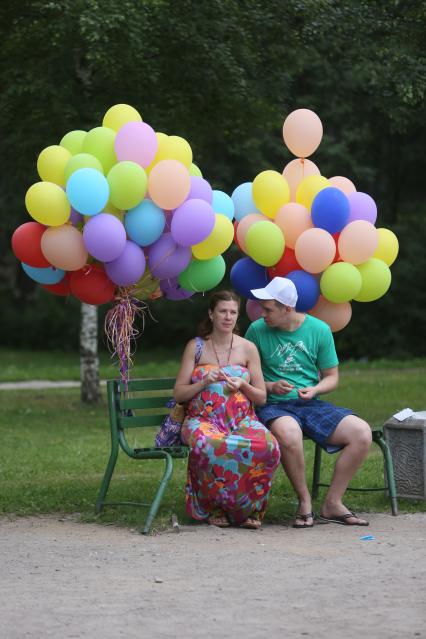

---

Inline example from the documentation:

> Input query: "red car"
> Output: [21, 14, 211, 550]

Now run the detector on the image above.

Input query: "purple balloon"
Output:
[69, 207, 83, 226]
[187, 176, 213, 203]
[160, 277, 194, 300]
[347, 192, 377, 224]
[83, 213, 127, 262]
[148, 232, 191, 279]
[104, 240, 146, 286]
[171, 199, 215, 247]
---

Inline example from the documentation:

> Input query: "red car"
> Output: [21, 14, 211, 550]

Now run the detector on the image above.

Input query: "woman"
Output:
[174, 290, 280, 529]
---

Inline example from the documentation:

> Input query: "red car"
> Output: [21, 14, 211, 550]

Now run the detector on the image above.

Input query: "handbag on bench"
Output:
[154, 337, 203, 447]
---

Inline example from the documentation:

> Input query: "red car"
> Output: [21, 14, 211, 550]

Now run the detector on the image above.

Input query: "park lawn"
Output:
[0, 363, 425, 531]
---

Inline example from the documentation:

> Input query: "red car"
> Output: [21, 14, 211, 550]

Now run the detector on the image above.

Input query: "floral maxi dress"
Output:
[181, 364, 280, 525]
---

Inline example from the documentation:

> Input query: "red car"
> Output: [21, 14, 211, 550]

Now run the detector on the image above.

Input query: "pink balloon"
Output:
[148, 159, 190, 210]
[275, 202, 313, 249]
[282, 158, 320, 200]
[282, 109, 323, 158]
[41, 225, 88, 271]
[246, 299, 263, 321]
[347, 192, 377, 224]
[114, 121, 158, 168]
[338, 221, 378, 264]
[295, 228, 336, 274]
[329, 176, 356, 196]
[236, 213, 268, 252]
[309, 296, 352, 332]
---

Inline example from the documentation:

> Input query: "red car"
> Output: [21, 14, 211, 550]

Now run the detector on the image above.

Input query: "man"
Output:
[245, 276, 372, 528]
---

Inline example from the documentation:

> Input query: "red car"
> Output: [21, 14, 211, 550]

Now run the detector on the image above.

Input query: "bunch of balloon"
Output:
[230, 108, 399, 333]
[11, 103, 235, 381]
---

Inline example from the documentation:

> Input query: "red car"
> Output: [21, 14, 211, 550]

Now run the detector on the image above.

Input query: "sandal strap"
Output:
[295, 512, 315, 521]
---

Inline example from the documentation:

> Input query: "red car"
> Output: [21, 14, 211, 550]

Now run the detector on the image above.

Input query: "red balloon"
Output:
[43, 273, 71, 296]
[70, 265, 116, 305]
[267, 247, 300, 278]
[11, 222, 50, 267]
[332, 232, 342, 263]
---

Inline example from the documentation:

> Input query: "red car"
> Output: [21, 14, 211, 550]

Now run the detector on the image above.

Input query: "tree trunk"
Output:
[80, 302, 101, 404]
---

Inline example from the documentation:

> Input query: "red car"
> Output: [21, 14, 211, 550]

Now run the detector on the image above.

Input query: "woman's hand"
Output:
[224, 376, 244, 392]
[202, 367, 221, 387]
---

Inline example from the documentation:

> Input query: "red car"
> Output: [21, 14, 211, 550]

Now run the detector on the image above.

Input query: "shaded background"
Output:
[1, 0, 425, 358]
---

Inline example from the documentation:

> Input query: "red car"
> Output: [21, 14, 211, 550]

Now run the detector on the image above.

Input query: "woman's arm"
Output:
[173, 340, 218, 403]
[226, 340, 266, 405]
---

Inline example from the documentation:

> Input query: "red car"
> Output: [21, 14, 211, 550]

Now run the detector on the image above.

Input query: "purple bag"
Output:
[154, 337, 203, 447]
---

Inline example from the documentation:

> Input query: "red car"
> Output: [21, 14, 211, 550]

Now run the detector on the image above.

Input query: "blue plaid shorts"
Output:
[255, 399, 354, 454]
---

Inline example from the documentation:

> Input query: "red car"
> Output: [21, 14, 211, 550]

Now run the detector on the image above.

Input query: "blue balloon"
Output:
[286, 270, 320, 312]
[311, 187, 350, 234]
[231, 182, 260, 222]
[22, 262, 65, 284]
[211, 190, 235, 220]
[230, 257, 270, 299]
[125, 200, 165, 247]
[66, 168, 110, 216]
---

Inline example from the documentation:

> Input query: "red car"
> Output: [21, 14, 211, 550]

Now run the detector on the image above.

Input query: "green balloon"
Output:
[189, 163, 203, 177]
[60, 130, 86, 155]
[107, 161, 147, 210]
[178, 256, 226, 292]
[320, 262, 362, 303]
[64, 153, 104, 183]
[354, 258, 392, 302]
[82, 126, 117, 173]
[245, 220, 285, 266]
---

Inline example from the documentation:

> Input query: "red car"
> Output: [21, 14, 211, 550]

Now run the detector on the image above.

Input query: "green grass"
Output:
[1, 360, 425, 531]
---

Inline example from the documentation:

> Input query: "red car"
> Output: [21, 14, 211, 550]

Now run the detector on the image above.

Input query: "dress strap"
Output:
[194, 336, 204, 365]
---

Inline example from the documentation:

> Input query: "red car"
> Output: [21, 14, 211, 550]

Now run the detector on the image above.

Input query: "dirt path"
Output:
[1, 513, 425, 639]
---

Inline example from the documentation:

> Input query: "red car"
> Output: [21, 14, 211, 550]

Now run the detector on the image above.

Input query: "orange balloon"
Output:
[41, 225, 88, 271]
[338, 221, 378, 264]
[148, 159, 190, 209]
[275, 202, 313, 249]
[236, 213, 268, 252]
[329, 176, 356, 195]
[309, 296, 352, 332]
[282, 109, 323, 158]
[282, 158, 320, 200]
[295, 228, 336, 273]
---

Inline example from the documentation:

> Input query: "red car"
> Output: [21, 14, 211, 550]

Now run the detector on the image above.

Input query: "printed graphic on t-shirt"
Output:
[272, 340, 311, 374]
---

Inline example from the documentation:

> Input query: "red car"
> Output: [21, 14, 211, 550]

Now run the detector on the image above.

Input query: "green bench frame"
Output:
[96, 377, 398, 534]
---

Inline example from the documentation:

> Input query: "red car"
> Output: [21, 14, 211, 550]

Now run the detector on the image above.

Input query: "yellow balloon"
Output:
[252, 170, 290, 219]
[189, 163, 203, 177]
[102, 104, 142, 132]
[245, 220, 285, 266]
[25, 182, 71, 226]
[37, 145, 71, 186]
[192, 214, 234, 260]
[155, 135, 193, 168]
[354, 258, 392, 302]
[82, 127, 117, 173]
[372, 228, 399, 266]
[296, 175, 330, 210]
[145, 132, 169, 175]
[60, 130, 86, 155]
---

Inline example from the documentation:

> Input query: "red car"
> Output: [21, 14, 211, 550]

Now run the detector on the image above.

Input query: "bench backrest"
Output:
[107, 378, 176, 431]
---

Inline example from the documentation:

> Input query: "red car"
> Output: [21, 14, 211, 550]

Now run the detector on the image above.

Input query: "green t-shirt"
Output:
[245, 314, 339, 402]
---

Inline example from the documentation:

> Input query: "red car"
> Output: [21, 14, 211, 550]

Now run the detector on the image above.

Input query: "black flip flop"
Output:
[319, 511, 369, 526]
[293, 512, 315, 529]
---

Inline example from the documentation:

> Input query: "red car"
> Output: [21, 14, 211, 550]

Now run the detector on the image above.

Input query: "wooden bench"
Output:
[96, 377, 398, 534]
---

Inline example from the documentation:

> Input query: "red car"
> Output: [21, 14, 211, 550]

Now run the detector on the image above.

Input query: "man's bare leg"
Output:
[320, 415, 372, 525]
[270, 416, 313, 527]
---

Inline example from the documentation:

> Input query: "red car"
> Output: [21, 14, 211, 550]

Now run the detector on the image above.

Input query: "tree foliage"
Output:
[1, 0, 425, 357]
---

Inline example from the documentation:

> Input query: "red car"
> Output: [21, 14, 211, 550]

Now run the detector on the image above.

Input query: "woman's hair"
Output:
[198, 290, 241, 338]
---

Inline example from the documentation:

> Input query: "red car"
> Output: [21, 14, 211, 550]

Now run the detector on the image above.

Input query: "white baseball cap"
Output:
[251, 277, 298, 307]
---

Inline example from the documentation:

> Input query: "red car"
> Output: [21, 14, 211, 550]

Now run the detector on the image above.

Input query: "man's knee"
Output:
[334, 415, 372, 449]
[270, 417, 303, 450]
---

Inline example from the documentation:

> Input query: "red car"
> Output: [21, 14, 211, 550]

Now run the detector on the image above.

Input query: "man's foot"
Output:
[293, 512, 315, 528]
[320, 506, 369, 526]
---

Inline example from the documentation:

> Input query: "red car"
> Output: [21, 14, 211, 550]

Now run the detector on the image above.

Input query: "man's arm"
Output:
[297, 366, 339, 400]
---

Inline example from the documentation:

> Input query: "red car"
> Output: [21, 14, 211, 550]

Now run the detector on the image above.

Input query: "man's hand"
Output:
[271, 380, 294, 395]
[297, 386, 317, 400]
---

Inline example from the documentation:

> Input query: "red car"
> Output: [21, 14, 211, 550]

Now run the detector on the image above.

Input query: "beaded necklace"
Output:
[211, 334, 234, 368]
